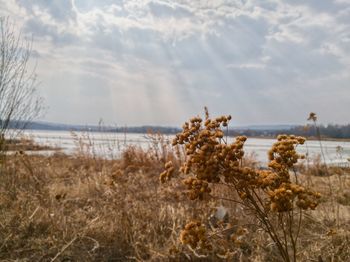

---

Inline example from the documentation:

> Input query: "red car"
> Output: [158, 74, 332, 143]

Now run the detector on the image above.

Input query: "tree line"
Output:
[227, 124, 350, 139]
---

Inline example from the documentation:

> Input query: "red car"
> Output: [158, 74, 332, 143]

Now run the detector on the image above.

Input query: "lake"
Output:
[17, 129, 350, 166]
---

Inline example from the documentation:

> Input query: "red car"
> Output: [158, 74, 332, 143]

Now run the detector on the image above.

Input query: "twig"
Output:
[50, 235, 78, 262]
[29, 206, 40, 220]
[0, 233, 13, 252]
[82, 236, 100, 252]
[50, 217, 100, 261]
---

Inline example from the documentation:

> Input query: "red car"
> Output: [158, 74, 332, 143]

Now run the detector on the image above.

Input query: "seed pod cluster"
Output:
[161, 113, 320, 213]
[180, 220, 212, 251]
[159, 161, 175, 183]
[183, 177, 211, 200]
[170, 115, 252, 196]
[268, 135, 306, 171]
[267, 183, 321, 212]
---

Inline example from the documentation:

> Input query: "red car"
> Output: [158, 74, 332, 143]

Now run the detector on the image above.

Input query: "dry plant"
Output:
[307, 113, 327, 168]
[305, 112, 347, 229]
[161, 109, 321, 262]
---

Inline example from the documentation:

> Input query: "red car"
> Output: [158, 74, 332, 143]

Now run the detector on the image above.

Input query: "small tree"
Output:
[0, 17, 43, 153]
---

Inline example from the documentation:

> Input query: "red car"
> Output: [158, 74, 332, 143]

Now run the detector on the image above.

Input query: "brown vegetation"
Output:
[0, 125, 349, 261]
[2, 138, 55, 152]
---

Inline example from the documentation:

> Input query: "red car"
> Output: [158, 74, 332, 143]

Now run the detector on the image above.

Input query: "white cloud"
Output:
[1, 0, 349, 125]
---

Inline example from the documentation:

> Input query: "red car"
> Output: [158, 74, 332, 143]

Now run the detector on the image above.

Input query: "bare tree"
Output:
[0, 17, 43, 152]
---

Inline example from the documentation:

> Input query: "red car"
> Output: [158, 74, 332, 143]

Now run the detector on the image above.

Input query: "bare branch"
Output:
[0, 17, 43, 152]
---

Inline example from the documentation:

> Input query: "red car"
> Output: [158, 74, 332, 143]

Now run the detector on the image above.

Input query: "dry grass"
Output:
[0, 135, 349, 261]
[0, 141, 212, 261]
[2, 138, 55, 152]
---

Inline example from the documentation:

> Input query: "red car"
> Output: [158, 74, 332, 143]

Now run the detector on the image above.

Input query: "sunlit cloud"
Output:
[0, 0, 349, 126]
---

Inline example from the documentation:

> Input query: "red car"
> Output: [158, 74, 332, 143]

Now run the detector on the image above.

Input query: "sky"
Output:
[1, 0, 349, 127]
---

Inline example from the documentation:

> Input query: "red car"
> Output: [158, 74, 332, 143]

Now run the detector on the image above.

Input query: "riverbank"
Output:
[2, 138, 59, 152]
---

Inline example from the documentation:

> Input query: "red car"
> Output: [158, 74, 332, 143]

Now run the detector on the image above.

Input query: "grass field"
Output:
[0, 130, 349, 261]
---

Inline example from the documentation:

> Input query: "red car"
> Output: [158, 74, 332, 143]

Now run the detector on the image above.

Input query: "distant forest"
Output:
[229, 124, 350, 139]
[115, 124, 350, 139]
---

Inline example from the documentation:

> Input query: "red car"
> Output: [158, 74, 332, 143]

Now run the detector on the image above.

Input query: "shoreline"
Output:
[242, 136, 350, 142]
[8, 128, 350, 142]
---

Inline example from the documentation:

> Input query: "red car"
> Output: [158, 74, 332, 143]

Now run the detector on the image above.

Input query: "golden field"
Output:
[0, 125, 350, 262]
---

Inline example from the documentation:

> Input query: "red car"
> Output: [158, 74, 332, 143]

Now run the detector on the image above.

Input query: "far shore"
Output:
[242, 135, 350, 142]
[16, 128, 350, 143]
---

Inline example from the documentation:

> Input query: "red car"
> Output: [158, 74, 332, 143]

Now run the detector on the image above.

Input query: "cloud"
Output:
[1, 0, 349, 125]
[147, 1, 192, 18]
[16, 0, 77, 22]
[24, 17, 78, 45]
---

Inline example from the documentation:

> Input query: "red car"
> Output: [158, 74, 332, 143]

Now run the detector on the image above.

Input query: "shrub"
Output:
[161, 110, 321, 262]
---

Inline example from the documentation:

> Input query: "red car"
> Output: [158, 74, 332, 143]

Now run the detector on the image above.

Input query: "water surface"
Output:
[19, 130, 350, 166]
